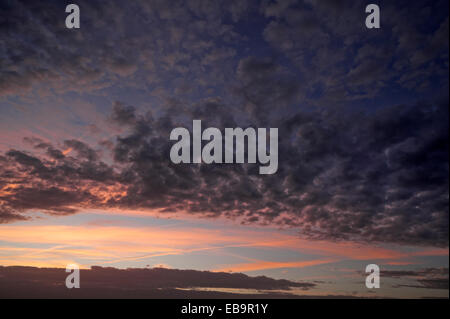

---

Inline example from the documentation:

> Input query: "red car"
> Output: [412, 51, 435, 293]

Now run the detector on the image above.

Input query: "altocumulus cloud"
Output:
[0, 0, 448, 248]
[0, 95, 448, 247]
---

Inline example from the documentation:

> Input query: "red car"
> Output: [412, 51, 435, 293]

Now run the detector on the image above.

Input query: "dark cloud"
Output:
[1, 186, 88, 215]
[111, 102, 138, 126]
[63, 139, 99, 162]
[0, 265, 316, 298]
[0, 206, 29, 224]
[261, 0, 449, 102]
[235, 57, 300, 124]
[398, 278, 449, 290]
[381, 268, 449, 278]
[379, 268, 449, 290]
[0, 0, 447, 103]
[0, 95, 448, 247]
[0, 0, 249, 97]
[0, 0, 448, 247]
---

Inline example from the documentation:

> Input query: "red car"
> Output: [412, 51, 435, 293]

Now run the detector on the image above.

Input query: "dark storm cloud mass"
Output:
[0, 265, 316, 298]
[0, 1, 448, 247]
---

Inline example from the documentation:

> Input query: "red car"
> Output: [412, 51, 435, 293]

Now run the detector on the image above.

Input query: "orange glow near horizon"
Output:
[214, 258, 338, 273]
[0, 222, 447, 270]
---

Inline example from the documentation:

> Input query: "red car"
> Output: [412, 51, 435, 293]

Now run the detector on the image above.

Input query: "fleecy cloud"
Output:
[0, 95, 448, 247]
[0, 0, 448, 248]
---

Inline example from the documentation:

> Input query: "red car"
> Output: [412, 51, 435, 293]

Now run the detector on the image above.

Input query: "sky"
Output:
[0, 0, 448, 298]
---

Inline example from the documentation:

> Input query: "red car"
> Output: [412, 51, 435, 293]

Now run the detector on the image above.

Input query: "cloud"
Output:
[214, 259, 336, 273]
[381, 268, 449, 278]
[0, 94, 448, 247]
[0, 0, 247, 98]
[3, 0, 446, 103]
[0, 265, 316, 298]
[261, 0, 449, 102]
[0, 206, 30, 224]
[380, 267, 449, 290]
[0, 0, 448, 248]
[398, 278, 449, 290]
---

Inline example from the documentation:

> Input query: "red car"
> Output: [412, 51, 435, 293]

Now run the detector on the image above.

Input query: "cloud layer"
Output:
[0, 265, 315, 298]
[1, 95, 448, 247]
[381, 267, 449, 290]
[0, 0, 448, 248]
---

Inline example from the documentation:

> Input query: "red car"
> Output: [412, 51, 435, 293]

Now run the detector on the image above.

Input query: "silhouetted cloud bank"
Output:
[0, 265, 316, 298]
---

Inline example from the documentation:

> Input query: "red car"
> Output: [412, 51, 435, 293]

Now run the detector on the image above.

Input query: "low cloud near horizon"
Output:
[0, 265, 317, 298]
